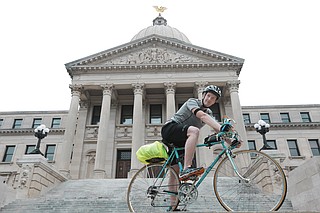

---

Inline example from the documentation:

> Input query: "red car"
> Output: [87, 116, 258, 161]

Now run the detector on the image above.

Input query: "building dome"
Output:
[131, 14, 191, 44]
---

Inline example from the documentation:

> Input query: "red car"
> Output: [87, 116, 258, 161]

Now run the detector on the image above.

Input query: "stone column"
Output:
[69, 101, 88, 179]
[164, 82, 176, 120]
[94, 84, 113, 179]
[58, 84, 82, 176]
[129, 83, 145, 176]
[227, 80, 248, 149]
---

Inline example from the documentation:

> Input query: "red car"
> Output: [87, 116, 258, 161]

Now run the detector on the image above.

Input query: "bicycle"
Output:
[127, 119, 287, 212]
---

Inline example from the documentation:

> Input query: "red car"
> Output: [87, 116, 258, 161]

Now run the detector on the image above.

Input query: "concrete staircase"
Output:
[0, 178, 293, 212]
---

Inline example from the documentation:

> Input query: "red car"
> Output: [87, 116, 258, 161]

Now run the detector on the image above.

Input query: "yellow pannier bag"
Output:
[136, 141, 169, 164]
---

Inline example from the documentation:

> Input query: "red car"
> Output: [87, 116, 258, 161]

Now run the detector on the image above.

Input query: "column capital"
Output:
[164, 82, 176, 94]
[195, 81, 208, 94]
[132, 83, 144, 95]
[227, 80, 240, 93]
[100, 83, 114, 96]
[69, 84, 83, 96]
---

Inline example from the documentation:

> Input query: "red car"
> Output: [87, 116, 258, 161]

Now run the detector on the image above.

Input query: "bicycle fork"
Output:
[225, 149, 251, 183]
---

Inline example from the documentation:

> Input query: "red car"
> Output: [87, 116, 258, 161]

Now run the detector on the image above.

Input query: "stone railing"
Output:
[84, 124, 163, 141]
[15, 154, 68, 199]
[288, 156, 320, 211]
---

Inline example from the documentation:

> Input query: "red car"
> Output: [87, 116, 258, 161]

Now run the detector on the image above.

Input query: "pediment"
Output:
[100, 47, 209, 65]
[65, 35, 244, 70]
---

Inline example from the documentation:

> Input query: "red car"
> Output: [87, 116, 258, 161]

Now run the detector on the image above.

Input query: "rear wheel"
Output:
[127, 164, 180, 212]
[214, 150, 287, 211]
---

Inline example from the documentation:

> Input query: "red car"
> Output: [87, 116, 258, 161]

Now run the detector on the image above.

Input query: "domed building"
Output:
[0, 13, 320, 212]
[0, 14, 319, 186]
[60, 13, 246, 179]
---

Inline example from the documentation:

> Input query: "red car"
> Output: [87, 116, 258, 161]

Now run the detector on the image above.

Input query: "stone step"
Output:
[0, 178, 293, 212]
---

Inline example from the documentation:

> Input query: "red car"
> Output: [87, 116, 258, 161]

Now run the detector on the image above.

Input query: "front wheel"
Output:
[214, 150, 287, 211]
[127, 164, 180, 212]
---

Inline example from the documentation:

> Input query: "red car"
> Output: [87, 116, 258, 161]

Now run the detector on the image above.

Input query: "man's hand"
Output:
[220, 123, 232, 132]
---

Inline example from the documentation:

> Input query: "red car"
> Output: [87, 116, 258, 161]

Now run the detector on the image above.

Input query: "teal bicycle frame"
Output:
[155, 134, 249, 189]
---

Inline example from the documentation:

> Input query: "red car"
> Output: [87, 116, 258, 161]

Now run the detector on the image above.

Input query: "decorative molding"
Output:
[104, 47, 204, 65]
[85, 126, 99, 139]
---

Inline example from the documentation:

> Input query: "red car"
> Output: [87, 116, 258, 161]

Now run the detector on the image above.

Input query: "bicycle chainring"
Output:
[178, 183, 198, 204]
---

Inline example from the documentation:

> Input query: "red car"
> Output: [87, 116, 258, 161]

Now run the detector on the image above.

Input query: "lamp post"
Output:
[29, 124, 49, 156]
[254, 120, 273, 150]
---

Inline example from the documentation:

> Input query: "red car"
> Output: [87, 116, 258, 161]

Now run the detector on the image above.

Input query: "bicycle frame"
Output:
[153, 138, 249, 190]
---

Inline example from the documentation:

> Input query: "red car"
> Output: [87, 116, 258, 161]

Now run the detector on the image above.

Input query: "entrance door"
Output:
[116, 150, 131, 178]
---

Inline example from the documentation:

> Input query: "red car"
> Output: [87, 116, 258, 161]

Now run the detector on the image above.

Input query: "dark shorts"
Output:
[161, 121, 190, 148]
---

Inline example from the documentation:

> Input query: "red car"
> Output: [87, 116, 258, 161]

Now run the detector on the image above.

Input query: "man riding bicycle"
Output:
[161, 85, 232, 180]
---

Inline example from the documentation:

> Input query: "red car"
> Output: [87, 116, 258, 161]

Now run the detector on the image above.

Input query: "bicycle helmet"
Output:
[202, 85, 221, 100]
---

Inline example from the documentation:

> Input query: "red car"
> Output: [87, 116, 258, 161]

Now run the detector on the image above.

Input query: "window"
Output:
[248, 140, 256, 150]
[51, 118, 61, 128]
[121, 105, 133, 124]
[2, 146, 15, 162]
[243, 114, 251, 124]
[32, 118, 42, 128]
[260, 113, 270, 123]
[309, 139, 320, 156]
[248, 140, 257, 157]
[0, 119, 3, 128]
[280, 113, 290, 123]
[210, 103, 221, 122]
[300, 112, 311, 122]
[150, 104, 162, 124]
[12, 119, 22, 129]
[266, 140, 277, 149]
[45, 145, 56, 161]
[91, 106, 101, 125]
[287, 140, 300, 156]
[25, 145, 36, 154]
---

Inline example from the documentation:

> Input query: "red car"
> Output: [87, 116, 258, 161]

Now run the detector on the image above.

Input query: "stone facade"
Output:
[0, 15, 320, 210]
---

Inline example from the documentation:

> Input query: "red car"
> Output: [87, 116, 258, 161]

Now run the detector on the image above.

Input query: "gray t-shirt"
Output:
[171, 98, 214, 128]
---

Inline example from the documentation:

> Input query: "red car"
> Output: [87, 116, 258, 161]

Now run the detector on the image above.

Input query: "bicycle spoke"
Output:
[127, 164, 180, 212]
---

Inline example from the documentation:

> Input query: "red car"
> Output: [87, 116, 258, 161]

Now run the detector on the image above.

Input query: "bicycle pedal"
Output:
[179, 175, 198, 182]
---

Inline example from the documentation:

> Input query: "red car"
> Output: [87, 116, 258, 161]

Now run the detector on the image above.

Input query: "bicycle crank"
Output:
[178, 183, 198, 204]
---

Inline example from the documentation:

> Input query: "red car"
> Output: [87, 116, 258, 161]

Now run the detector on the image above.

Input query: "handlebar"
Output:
[204, 116, 242, 148]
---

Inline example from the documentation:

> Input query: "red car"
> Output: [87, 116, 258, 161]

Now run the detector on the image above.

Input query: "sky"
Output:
[0, 0, 319, 112]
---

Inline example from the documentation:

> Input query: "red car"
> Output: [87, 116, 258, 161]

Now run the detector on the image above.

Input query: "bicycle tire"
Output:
[127, 163, 180, 212]
[213, 150, 287, 211]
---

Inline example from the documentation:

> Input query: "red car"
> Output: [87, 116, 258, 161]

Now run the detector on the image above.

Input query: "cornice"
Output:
[67, 62, 243, 75]
[0, 129, 65, 135]
[246, 122, 320, 130]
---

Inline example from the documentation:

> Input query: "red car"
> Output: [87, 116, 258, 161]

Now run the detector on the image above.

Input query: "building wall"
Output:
[243, 104, 320, 172]
[0, 111, 68, 185]
[1, 104, 319, 181]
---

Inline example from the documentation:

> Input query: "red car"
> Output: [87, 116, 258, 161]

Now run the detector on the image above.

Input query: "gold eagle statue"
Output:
[153, 6, 167, 14]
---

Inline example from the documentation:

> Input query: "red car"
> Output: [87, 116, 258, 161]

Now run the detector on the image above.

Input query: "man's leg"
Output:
[184, 126, 199, 169]
[169, 164, 180, 208]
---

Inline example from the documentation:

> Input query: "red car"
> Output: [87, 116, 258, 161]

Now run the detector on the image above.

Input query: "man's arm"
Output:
[192, 108, 220, 132]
